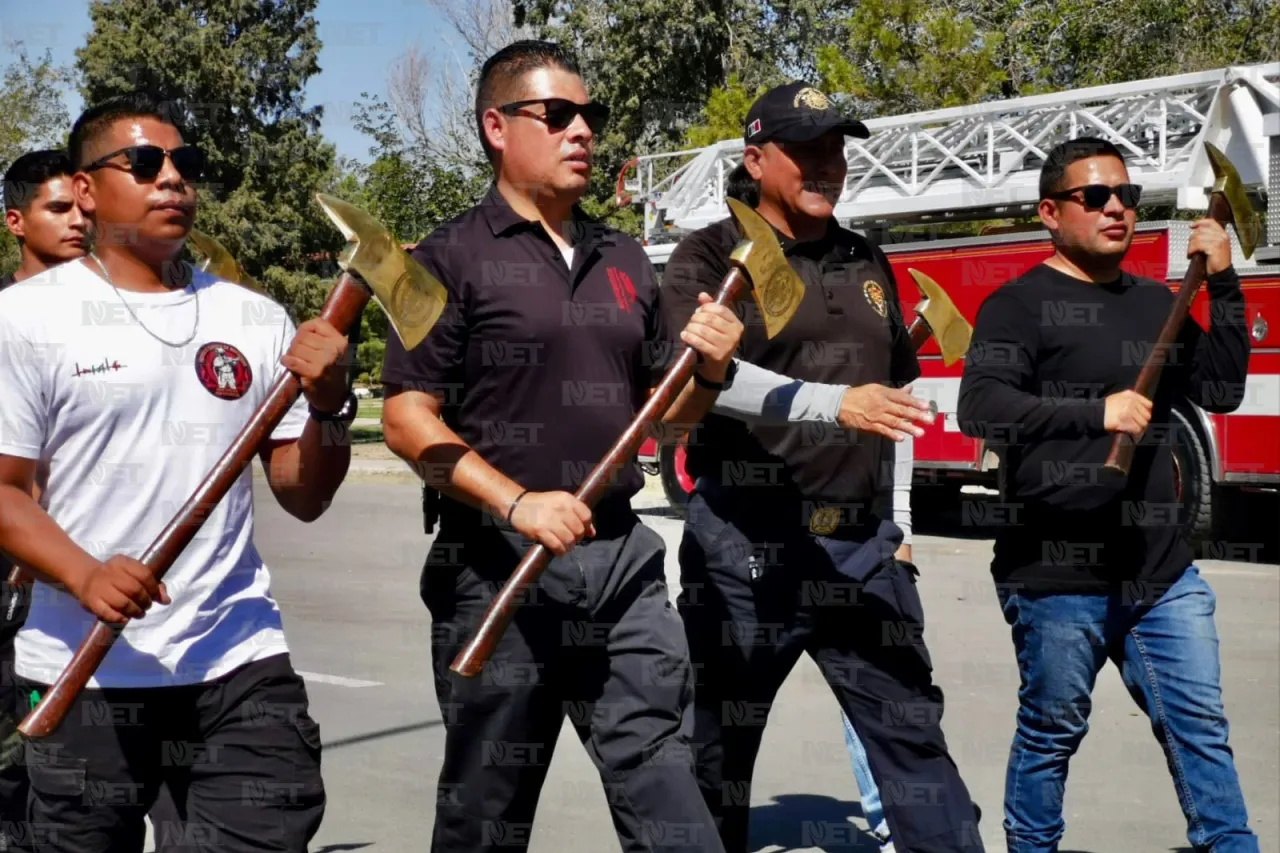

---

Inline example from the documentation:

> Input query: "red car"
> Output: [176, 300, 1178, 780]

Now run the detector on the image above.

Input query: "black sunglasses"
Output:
[1048, 183, 1142, 210]
[499, 98, 610, 134]
[83, 144, 207, 182]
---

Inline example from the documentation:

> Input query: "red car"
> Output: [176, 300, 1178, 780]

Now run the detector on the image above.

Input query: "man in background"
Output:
[0, 147, 88, 853]
[1, 149, 88, 288]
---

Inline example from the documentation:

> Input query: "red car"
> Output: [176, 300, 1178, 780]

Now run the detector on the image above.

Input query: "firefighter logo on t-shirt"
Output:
[194, 342, 253, 400]
[863, 280, 888, 318]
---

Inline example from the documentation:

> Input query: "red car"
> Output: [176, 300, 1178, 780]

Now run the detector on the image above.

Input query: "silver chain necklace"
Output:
[89, 252, 200, 349]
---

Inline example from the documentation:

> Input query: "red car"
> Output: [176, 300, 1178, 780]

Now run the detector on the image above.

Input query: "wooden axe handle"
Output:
[18, 273, 372, 740]
[907, 317, 932, 351]
[1103, 193, 1233, 476]
[450, 267, 751, 678]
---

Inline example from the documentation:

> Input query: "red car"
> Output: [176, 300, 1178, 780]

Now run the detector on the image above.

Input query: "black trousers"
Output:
[14, 652, 324, 853]
[1, 581, 184, 853]
[1, 574, 33, 853]
[677, 488, 985, 853]
[423, 513, 723, 853]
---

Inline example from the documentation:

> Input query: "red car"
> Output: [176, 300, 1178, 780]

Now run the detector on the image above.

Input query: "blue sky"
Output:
[0, 0, 457, 164]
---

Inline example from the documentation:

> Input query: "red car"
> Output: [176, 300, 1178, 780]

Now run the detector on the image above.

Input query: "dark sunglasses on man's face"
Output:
[499, 98, 611, 135]
[1048, 183, 1142, 210]
[83, 144, 207, 183]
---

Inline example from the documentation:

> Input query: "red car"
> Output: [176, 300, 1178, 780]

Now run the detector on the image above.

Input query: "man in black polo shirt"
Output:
[957, 138, 1256, 853]
[380, 40, 743, 853]
[661, 82, 984, 853]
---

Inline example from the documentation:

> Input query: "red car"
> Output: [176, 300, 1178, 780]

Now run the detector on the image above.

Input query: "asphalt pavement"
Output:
[153, 469, 1280, 852]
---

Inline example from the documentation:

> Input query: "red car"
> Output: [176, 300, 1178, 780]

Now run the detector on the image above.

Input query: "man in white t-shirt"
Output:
[0, 91, 355, 852]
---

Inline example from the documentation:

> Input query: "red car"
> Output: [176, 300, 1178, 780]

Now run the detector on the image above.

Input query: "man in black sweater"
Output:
[957, 137, 1257, 853]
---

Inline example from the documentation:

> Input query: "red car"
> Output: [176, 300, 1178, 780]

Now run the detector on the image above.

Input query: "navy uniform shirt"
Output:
[660, 215, 919, 507]
[381, 184, 676, 519]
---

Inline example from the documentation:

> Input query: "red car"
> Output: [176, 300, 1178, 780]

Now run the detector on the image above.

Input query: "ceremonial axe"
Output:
[187, 228, 266, 295]
[905, 268, 973, 365]
[448, 198, 807, 677]
[1103, 142, 1261, 477]
[901, 268, 973, 421]
[17, 195, 448, 739]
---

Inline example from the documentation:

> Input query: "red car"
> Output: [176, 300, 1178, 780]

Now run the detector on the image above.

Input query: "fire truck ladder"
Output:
[621, 63, 1280, 261]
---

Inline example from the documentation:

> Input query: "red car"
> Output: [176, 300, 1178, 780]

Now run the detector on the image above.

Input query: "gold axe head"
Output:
[187, 229, 265, 295]
[907, 268, 973, 366]
[725, 198, 806, 339]
[1204, 142, 1260, 260]
[315, 193, 448, 351]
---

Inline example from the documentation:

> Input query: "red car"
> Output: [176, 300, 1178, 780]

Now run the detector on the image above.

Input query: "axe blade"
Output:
[187, 229, 265, 295]
[725, 198, 806, 339]
[1204, 142, 1260, 260]
[907, 268, 973, 366]
[314, 193, 448, 351]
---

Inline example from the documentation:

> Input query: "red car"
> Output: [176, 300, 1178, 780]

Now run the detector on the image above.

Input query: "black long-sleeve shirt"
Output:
[957, 263, 1250, 593]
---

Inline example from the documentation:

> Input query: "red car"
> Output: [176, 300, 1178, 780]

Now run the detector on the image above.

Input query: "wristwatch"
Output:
[309, 390, 358, 424]
[694, 359, 737, 392]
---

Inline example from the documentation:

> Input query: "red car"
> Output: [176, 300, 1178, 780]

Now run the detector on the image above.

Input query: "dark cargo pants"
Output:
[677, 486, 984, 853]
[423, 512, 723, 853]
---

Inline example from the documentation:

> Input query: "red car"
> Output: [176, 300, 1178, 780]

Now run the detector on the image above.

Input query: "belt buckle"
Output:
[808, 506, 841, 536]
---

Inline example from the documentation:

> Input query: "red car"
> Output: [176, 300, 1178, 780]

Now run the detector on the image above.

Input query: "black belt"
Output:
[695, 478, 890, 541]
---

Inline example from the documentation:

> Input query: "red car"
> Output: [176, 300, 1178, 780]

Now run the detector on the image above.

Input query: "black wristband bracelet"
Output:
[505, 489, 530, 526]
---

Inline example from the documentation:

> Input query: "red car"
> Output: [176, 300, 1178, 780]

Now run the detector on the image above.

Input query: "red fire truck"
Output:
[629, 63, 1280, 543]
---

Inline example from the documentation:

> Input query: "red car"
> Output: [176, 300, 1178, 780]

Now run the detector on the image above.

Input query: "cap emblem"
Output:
[794, 87, 831, 111]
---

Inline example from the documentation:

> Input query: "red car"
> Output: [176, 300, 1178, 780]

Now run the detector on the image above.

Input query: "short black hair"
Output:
[727, 162, 759, 207]
[68, 91, 187, 171]
[1039, 136, 1128, 200]
[4, 149, 75, 211]
[474, 40, 582, 163]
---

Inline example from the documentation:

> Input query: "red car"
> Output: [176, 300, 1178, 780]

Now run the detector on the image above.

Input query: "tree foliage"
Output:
[76, 0, 341, 290]
[0, 44, 74, 276]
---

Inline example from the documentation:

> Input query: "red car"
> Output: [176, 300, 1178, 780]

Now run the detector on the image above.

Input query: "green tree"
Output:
[337, 94, 489, 382]
[815, 0, 1007, 115]
[75, 0, 342, 297]
[682, 74, 770, 148]
[0, 44, 74, 276]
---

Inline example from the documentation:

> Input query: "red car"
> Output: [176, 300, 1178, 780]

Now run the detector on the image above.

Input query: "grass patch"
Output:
[351, 424, 384, 445]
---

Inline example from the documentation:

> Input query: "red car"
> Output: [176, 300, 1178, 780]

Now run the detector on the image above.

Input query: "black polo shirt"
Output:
[660, 215, 919, 505]
[381, 184, 674, 514]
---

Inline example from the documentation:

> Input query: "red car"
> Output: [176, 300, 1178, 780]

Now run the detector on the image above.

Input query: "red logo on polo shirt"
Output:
[607, 267, 636, 312]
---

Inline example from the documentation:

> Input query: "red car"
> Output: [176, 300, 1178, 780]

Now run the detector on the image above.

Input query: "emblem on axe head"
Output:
[316, 193, 447, 351]
[725, 197, 806, 337]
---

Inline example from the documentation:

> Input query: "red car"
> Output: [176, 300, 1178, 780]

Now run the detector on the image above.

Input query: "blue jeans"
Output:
[998, 565, 1258, 853]
[842, 711, 890, 842]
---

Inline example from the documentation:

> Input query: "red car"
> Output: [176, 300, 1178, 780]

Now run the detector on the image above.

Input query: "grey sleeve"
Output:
[892, 434, 913, 545]
[710, 358, 848, 424]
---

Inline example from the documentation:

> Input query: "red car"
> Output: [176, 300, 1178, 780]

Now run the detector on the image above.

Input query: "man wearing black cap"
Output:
[661, 81, 985, 853]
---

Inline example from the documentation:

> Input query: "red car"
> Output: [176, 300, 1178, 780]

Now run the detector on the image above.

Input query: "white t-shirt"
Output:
[0, 258, 310, 688]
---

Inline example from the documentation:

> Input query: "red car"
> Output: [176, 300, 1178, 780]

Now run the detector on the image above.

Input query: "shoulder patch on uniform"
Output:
[862, 280, 888, 318]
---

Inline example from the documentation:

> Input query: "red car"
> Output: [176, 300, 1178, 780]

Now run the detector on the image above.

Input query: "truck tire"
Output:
[659, 442, 693, 516]
[1171, 407, 1215, 545]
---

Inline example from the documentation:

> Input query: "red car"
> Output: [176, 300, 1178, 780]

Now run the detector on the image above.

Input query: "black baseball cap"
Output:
[744, 81, 869, 145]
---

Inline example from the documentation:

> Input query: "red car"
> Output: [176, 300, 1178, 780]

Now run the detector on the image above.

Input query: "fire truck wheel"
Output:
[659, 442, 693, 517]
[1171, 406, 1215, 545]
